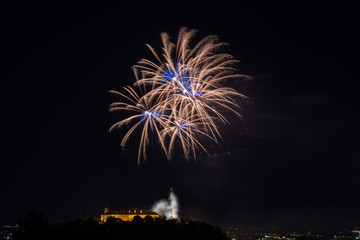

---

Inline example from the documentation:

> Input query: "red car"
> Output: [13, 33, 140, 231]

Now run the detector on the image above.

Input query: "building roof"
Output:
[103, 207, 158, 216]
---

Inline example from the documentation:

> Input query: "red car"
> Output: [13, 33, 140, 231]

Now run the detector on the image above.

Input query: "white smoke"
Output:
[152, 190, 179, 219]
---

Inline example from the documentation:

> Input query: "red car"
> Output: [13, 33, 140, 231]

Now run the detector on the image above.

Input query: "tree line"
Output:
[14, 209, 230, 240]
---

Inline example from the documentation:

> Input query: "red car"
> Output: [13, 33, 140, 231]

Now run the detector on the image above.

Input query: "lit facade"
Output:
[100, 207, 159, 222]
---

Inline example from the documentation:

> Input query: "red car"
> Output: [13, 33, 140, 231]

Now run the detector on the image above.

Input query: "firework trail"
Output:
[109, 27, 248, 163]
[152, 189, 179, 219]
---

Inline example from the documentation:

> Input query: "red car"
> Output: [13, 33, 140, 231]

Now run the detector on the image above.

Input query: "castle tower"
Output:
[104, 204, 109, 214]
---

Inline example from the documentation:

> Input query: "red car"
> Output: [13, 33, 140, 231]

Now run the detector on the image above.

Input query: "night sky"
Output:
[1, 2, 359, 228]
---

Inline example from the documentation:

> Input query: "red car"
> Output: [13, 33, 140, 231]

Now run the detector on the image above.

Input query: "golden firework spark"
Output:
[109, 27, 249, 164]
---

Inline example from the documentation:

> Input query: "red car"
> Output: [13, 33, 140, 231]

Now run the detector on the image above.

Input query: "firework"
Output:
[109, 27, 248, 164]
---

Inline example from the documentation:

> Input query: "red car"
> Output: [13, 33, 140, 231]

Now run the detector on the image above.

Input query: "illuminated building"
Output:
[100, 206, 159, 222]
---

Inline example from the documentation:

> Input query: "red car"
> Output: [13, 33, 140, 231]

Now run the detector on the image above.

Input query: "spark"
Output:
[109, 27, 249, 163]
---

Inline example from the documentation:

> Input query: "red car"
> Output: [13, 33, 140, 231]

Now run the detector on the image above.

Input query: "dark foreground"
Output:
[14, 210, 229, 240]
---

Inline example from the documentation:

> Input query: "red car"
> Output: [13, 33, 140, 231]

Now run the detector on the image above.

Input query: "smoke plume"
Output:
[152, 189, 179, 219]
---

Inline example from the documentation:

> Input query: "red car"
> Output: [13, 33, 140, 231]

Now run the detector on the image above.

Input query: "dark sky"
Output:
[1, 2, 359, 228]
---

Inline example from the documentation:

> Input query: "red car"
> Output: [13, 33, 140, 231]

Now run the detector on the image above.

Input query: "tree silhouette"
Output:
[132, 215, 143, 224]
[144, 215, 154, 223]
[14, 211, 230, 240]
[15, 209, 49, 240]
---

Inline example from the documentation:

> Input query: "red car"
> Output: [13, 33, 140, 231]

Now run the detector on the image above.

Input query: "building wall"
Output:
[101, 214, 159, 222]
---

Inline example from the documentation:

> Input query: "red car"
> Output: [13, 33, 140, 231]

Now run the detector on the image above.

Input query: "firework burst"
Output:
[109, 27, 248, 164]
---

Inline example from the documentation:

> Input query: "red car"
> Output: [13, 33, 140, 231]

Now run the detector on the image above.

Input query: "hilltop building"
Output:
[100, 206, 159, 222]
